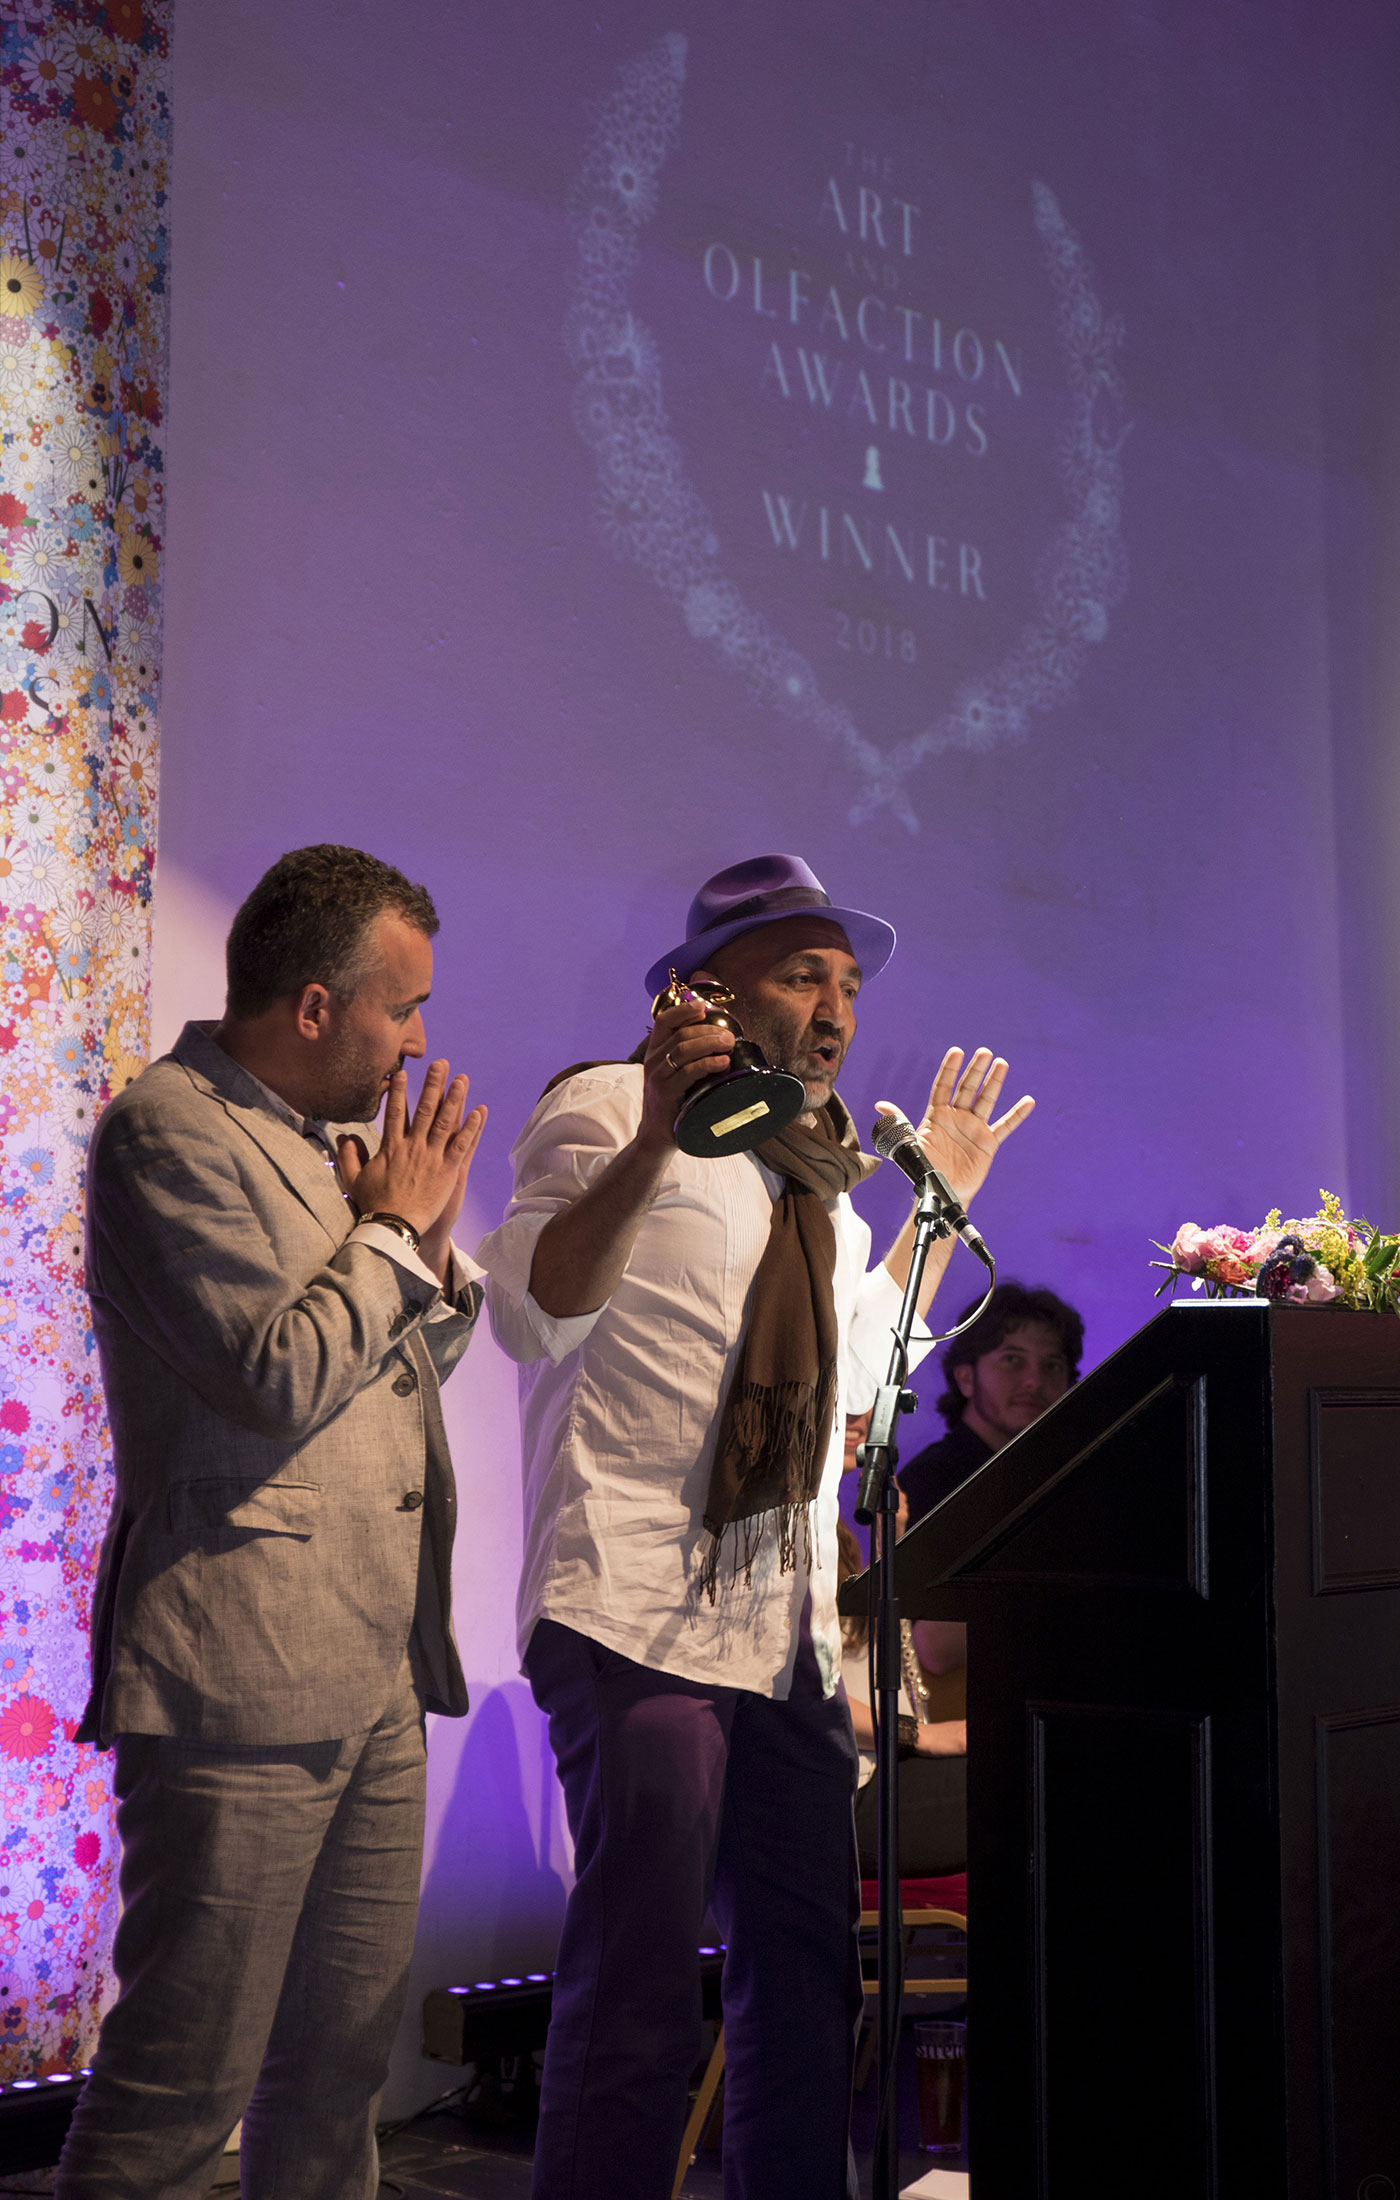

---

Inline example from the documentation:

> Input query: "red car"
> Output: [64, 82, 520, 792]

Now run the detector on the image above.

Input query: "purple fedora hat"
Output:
[644, 855, 897, 997]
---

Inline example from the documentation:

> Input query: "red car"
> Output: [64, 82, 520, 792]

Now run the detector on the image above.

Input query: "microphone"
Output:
[871, 1108, 995, 1269]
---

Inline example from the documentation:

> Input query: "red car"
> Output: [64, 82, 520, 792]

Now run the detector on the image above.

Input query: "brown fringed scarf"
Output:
[698, 1097, 877, 1598]
[540, 1056, 878, 1599]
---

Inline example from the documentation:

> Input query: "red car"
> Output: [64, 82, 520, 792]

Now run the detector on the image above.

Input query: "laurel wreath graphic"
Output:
[564, 33, 1129, 831]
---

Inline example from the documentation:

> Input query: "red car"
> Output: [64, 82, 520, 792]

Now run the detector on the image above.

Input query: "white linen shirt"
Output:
[478, 1064, 931, 1701]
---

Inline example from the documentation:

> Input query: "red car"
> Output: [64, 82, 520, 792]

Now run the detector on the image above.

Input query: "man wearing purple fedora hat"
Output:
[479, 855, 1033, 2200]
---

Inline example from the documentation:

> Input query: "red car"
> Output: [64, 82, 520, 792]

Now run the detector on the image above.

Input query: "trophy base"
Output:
[674, 1065, 808, 1157]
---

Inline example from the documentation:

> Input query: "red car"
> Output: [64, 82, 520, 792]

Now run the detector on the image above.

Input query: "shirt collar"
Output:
[236, 1061, 337, 1159]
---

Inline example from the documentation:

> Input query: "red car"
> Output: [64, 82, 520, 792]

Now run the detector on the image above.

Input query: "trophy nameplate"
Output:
[652, 972, 808, 1157]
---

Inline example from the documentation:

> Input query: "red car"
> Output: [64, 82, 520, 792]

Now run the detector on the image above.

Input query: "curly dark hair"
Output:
[224, 845, 438, 1019]
[936, 1281, 1084, 1425]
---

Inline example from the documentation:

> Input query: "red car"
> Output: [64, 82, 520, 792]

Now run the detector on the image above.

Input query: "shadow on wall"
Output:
[383, 1679, 571, 2121]
[150, 858, 233, 1050]
[418, 1682, 569, 1981]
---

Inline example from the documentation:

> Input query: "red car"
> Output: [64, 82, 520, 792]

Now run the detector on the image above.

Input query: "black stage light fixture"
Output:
[423, 1947, 727, 2066]
[0, 2068, 90, 2174]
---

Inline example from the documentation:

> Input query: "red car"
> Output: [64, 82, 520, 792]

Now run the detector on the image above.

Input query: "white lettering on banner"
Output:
[762, 493, 987, 596]
[565, 32, 1129, 826]
[761, 493, 806, 550]
[752, 258, 778, 319]
[849, 370, 879, 427]
[703, 241, 740, 301]
[858, 186, 887, 249]
[819, 177, 849, 234]
[763, 344, 992, 456]
[710, 255, 1025, 394]
[994, 340, 1022, 397]
[856, 295, 887, 351]
[819, 286, 849, 342]
[797, 350, 838, 406]
[760, 344, 791, 399]
[953, 327, 984, 382]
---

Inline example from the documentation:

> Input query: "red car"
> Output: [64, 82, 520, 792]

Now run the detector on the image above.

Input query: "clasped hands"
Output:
[335, 1062, 487, 1284]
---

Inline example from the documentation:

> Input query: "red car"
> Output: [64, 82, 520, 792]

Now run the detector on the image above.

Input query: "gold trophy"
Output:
[651, 971, 808, 1156]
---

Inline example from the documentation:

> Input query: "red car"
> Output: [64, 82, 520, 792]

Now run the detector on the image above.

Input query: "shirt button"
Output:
[392, 1370, 418, 1397]
[401, 1489, 425, 1511]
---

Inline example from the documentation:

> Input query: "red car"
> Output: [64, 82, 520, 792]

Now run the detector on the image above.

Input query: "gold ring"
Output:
[665, 1049, 678, 1071]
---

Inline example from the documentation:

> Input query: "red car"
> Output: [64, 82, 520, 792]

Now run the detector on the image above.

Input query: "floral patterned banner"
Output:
[0, 0, 168, 2077]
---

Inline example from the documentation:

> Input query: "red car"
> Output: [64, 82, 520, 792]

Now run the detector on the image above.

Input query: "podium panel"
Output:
[1317, 1706, 1400, 2195]
[844, 1302, 1400, 2197]
[1030, 1702, 1215, 2194]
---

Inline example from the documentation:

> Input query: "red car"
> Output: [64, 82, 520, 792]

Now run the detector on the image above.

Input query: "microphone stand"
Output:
[854, 1178, 950, 2200]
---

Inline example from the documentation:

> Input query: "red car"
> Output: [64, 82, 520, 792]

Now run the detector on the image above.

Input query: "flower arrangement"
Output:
[1152, 1190, 1400, 1314]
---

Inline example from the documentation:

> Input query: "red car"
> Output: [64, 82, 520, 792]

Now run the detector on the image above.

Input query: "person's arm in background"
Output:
[846, 1688, 965, 1758]
[912, 1618, 967, 1676]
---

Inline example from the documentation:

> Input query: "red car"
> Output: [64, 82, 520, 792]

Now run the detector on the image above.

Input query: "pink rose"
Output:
[1194, 1226, 1255, 1286]
[1170, 1224, 1208, 1274]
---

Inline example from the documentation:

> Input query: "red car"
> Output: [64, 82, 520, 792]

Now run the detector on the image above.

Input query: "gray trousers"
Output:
[56, 1662, 426, 2200]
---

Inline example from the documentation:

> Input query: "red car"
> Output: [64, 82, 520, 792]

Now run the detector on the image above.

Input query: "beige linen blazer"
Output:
[77, 1021, 475, 1747]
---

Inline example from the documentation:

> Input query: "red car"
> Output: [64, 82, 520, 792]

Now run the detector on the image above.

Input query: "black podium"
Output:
[845, 1300, 1400, 2197]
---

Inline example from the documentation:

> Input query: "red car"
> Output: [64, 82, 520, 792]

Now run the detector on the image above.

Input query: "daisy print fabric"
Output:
[0, 0, 169, 2078]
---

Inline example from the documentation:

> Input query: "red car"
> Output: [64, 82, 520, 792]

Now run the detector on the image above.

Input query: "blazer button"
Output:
[401, 1489, 425, 1510]
[392, 1369, 418, 1397]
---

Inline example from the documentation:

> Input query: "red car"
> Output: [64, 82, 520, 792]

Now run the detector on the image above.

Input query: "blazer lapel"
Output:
[170, 1023, 360, 1248]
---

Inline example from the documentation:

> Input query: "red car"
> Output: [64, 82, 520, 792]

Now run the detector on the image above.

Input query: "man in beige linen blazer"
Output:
[57, 845, 487, 2200]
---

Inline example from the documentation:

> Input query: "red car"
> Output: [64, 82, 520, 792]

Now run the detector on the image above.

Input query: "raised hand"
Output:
[336, 1061, 487, 1245]
[878, 1046, 1034, 1208]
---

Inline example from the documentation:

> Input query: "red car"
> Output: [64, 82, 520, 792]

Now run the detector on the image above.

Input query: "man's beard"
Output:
[304, 1031, 393, 1125]
[741, 1006, 844, 1105]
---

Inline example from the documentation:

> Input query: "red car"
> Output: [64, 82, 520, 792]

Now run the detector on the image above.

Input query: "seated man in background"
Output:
[894, 1282, 1083, 1720]
[897, 1280, 1084, 1524]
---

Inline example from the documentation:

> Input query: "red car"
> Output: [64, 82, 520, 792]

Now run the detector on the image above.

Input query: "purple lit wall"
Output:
[154, 0, 1400, 2113]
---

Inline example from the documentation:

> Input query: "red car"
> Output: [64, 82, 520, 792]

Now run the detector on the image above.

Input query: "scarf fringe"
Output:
[725, 1376, 829, 1487]
[696, 1500, 816, 1606]
[697, 1366, 835, 1603]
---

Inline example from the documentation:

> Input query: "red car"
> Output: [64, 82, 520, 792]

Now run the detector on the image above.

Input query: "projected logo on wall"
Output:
[565, 33, 1128, 830]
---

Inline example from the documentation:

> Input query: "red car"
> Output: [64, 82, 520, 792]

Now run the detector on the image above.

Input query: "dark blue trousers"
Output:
[524, 1616, 863, 2200]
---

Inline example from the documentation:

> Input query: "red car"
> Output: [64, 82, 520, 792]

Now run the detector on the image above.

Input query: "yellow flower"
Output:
[117, 529, 157, 588]
[104, 1046, 145, 1095]
[0, 254, 42, 319]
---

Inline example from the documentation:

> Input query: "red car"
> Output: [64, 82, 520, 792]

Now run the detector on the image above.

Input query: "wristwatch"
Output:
[896, 1714, 920, 1758]
[361, 1211, 422, 1256]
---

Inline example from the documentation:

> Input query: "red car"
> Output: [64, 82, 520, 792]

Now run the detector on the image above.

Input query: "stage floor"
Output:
[0, 2021, 967, 2196]
[0, 2127, 960, 2198]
